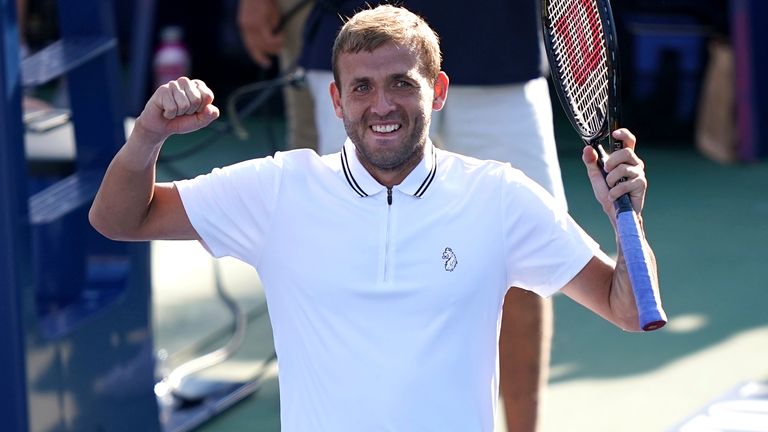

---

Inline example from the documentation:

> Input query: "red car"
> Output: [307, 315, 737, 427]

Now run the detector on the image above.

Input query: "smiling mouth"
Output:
[371, 124, 401, 133]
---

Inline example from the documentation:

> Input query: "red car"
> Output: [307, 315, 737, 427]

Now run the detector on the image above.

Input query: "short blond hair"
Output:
[332, 5, 442, 88]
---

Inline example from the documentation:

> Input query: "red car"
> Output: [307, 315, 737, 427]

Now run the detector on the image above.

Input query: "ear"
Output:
[431, 71, 449, 111]
[330, 81, 344, 119]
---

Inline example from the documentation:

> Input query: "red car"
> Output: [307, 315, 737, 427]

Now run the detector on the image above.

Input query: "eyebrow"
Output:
[347, 72, 418, 88]
[391, 72, 418, 83]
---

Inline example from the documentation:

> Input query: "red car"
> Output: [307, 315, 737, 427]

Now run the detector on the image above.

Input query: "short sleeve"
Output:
[174, 154, 284, 264]
[501, 167, 600, 297]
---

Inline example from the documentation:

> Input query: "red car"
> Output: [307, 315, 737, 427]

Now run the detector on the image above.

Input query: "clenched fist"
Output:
[136, 77, 220, 144]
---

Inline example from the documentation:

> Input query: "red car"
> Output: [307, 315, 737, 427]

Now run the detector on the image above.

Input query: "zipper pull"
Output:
[387, 187, 393, 205]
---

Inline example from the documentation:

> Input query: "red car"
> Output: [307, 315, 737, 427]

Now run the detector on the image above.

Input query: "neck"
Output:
[359, 144, 424, 188]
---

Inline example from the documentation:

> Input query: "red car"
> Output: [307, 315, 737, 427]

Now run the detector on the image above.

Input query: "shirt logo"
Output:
[442, 247, 458, 272]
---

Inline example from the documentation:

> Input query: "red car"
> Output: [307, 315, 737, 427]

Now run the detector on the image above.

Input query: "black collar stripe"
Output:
[341, 147, 368, 197]
[414, 150, 437, 197]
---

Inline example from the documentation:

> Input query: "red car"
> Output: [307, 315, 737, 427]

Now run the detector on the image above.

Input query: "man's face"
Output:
[330, 42, 448, 185]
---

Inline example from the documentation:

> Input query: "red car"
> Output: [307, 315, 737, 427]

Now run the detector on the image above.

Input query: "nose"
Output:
[370, 88, 395, 116]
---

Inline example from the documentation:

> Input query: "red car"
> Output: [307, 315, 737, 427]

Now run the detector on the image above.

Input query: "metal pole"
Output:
[0, 0, 32, 429]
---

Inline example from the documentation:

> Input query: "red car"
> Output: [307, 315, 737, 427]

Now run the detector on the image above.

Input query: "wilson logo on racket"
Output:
[553, 0, 602, 86]
[442, 247, 458, 272]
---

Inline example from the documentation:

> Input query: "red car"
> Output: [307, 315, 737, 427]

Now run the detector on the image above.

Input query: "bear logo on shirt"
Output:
[442, 247, 458, 272]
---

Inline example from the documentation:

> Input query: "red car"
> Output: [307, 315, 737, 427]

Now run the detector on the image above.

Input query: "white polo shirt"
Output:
[175, 139, 599, 432]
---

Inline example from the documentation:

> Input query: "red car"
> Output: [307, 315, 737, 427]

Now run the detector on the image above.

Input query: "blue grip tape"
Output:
[616, 210, 667, 331]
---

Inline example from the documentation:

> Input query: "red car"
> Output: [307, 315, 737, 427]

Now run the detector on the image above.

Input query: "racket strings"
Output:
[546, 0, 609, 138]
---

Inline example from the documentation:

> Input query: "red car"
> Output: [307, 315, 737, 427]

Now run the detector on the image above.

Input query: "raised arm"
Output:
[561, 129, 661, 332]
[88, 78, 220, 241]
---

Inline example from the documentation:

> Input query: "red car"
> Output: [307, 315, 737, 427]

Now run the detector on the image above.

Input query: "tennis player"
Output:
[90, 5, 660, 431]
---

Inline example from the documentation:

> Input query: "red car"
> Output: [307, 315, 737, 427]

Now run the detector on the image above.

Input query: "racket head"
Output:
[540, 0, 622, 146]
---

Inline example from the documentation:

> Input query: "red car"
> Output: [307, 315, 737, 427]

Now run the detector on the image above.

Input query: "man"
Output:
[300, 2, 566, 429]
[90, 5, 660, 431]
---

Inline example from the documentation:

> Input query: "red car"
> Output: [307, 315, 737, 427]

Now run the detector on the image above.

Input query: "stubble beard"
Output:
[344, 110, 429, 174]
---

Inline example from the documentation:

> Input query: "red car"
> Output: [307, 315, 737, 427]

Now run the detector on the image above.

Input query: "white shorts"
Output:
[306, 71, 566, 206]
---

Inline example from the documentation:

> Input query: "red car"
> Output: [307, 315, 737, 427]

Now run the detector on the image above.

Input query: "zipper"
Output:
[383, 187, 393, 281]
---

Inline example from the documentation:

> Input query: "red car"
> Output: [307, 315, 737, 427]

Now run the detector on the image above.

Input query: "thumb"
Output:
[582, 145, 612, 211]
[582, 145, 605, 186]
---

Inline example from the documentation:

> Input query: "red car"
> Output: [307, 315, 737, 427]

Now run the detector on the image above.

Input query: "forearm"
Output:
[575, 129, 663, 331]
[89, 125, 165, 240]
[89, 78, 217, 241]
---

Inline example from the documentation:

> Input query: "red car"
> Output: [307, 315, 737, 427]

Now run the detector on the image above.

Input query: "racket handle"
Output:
[615, 209, 667, 331]
[592, 143, 666, 330]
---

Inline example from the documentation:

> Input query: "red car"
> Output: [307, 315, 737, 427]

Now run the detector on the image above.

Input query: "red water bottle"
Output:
[153, 26, 191, 89]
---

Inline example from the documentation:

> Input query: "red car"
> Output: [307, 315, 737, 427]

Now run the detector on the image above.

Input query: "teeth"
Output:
[372, 124, 400, 133]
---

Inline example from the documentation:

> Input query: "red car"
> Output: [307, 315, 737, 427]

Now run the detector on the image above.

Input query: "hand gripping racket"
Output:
[541, 0, 666, 330]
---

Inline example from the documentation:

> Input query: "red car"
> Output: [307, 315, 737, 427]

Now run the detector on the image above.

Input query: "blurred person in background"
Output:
[237, 0, 317, 150]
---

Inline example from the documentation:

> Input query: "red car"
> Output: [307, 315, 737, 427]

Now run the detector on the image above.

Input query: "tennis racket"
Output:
[540, 0, 666, 331]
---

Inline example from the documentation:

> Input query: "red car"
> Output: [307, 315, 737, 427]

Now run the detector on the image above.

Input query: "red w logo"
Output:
[553, 0, 602, 86]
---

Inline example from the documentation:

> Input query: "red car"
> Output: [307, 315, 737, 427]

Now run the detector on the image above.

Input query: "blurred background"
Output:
[1, 0, 766, 431]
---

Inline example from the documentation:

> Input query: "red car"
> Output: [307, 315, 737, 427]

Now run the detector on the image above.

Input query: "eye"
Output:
[394, 80, 413, 88]
[353, 83, 370, 93]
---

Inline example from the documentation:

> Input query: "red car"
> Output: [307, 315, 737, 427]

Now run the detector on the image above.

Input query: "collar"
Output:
[340, 138, 438, 199]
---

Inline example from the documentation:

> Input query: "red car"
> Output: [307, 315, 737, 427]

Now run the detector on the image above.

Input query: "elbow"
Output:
[89, 205, 114, 240]
[88, 205, 128, 241]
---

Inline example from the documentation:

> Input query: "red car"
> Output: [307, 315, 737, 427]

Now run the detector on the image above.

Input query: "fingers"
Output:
[613, 128, 636, 150]
[606, 175, 646, 203]
[238, 0, 283, 67]
[603, 148, 644, 188]
[588, 129, 642, 187]
[140, 78, 218, 138]
[582, 128, 647, 214]
[603, 129, 637, 169]
[241, 26, 283, 67]
[158, 77, 213, 120]
[192, 79, 215, 106]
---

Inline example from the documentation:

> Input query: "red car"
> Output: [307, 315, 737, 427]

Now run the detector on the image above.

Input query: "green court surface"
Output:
[151, 115, 768, 432]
